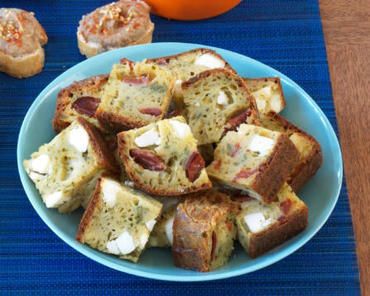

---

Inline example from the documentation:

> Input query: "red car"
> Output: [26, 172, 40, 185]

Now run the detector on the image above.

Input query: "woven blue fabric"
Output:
[0, 0, 360, 295]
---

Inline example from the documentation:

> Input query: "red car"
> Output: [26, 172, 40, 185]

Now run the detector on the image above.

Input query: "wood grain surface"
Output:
[320, 1, 370, 295]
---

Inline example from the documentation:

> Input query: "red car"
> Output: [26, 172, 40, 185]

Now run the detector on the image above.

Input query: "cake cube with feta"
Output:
[207, 124, 300, 203]
[260, 112, 322, 191]
[172, 190, 239, 272]
[147, 196, 181, 248]
[180, 68, 260, 145]
[146, 48, 236, 97]
[96, 60, 173, 131]
[23, 118, 120, 213]
[236, 183, 308, 258]
[117, 116, 212, 196]
[243, 77, 286, 114]
[76, 176, 162, 262]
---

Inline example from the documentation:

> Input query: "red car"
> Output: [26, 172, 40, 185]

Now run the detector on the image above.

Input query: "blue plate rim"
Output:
[17, 42, 343, 282]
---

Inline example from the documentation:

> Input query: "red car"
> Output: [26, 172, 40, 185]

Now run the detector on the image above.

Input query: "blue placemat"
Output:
[0, 0, 360, 295]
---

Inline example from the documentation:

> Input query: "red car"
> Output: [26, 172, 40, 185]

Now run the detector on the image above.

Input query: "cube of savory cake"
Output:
[53, 75, 108, 133]
[243, 77, 286, 114]
[117, 116, 212, 196]
[23, 118, 120, 213]
[96, 60, 173, 131]
[260, 112, 322, 191]
[181, 69, 259, 145]
[146, 48, 235, 94]
[207, 124, 300, 203]
[148, 197, 181, 248]
[236, 183, 308, 258]
[76, 177, 162, 262]
[173, 190, 238, 272]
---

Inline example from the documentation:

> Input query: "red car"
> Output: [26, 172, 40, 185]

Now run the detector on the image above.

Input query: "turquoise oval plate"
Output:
[17, 42, 343, 281]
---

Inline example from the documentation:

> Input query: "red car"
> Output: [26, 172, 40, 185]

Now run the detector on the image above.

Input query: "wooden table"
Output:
[320, 1, 370, 294]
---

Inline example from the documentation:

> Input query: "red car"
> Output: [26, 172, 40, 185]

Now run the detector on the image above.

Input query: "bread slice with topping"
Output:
[207, 124, 300, 203]
[53, 75, 109, 133]
[243, 77, 286, 114]
[77, 176, 162, 262]
[117, 116, 212, 196]
[23, 118, 120, 213]
[0, 8, 48, 78]
[236, 183, 308, 258]
[260, 112, 322, 191]
[181, 69, 259, 145]
[147, 197, 181, 248]
[96, 60, 173, 131]
[173, 190, 238, 272]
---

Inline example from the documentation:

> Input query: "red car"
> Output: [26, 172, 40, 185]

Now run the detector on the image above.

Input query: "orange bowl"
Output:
[145, 0, 241, 21]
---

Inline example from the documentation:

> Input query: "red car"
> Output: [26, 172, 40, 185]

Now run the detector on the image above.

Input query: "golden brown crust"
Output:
[172, 191, 237, 272]
[262, 112, 323, 191]
[248, 205, 308, 258]
[249, 135, 300, 203]
[147, 48, 236, 74]
[53, 75, 109, 133]
[76, 177, 103, 242]
[77, 117, 120, 175]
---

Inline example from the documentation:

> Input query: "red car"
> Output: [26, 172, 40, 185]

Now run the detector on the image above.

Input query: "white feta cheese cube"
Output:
[244, 212, 273, 233]
[30, 154, 50, 175]
[248, 135, 275, 156]
[107, 231, 136, 255]
[169, 119, 192, 139]
[102, 179, 121, 207]
[165, 215, 175, 245]
[68, 125, 89, 153]
[134, 128, 161, 147]
[217, 90, 229, 106]
[194, 53, 225, 69]
[145, 219, 157, 231]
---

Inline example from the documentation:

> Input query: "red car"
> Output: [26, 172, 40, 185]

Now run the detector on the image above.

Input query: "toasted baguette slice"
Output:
[0, 8, 47, 78]
[236, 183, 308, 258]
[147, 197, 181, 248]
[181, 69, 259, 145]
[96, 61, 173, 131]
[207, 124, 300, 203]
[23, 118, 120, 213]
[117, 116, 212, 196]
[77, 176, 162, 262]
[77, 0, 154, 58]
[53, 75, 109, 133]
[260, 112, 322, 191]
[173, 190, 238, 272]
[243, 78, 286, 114]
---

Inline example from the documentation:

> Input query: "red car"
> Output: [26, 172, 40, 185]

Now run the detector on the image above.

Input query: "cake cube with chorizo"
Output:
[147, 48, 236, 95]
[96, 60, 173, 131]
[117, 116, 212, 196]
[53, 75, 109, 133]
[77, 176, 162, 262]
[181, 68, 260, 145]
[207, 124, 300, 203]
[23, 118, 120, 213]
[260, 112, 322, 191]
[172, 190, 239, 272]
[243, 77, 286, 114]
[236, 183, 308, 258]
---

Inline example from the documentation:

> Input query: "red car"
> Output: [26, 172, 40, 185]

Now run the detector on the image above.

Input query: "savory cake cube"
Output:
[207, 124, 300, 203]
[146, 48, 236, 95]
[236, 183, 308, 258]
[243, 77, 286, 114]
[76, 176, 162, 262]
[147, 197, 181, 248]
[53, 75, 109, 133]
[260, 112, 322, 191]
[173, 190, 238, 272]
[23, 118, 120, 213]
[181, 69, 259, 145]
[96, 60, 173, 131]
[117, 116, 212, 196]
